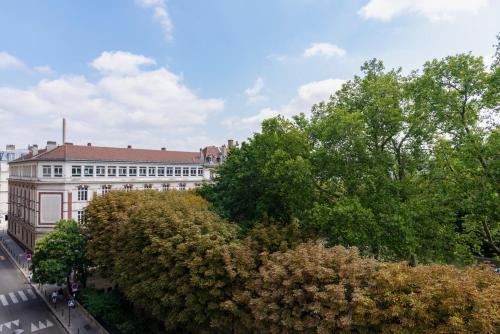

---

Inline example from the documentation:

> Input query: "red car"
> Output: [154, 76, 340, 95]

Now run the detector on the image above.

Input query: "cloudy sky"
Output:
[0, 0, 498, 151]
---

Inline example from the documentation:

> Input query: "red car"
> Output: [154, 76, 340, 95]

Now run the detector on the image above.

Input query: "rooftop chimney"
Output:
[127, 145, 132, 149]
[32, 144, 39, 156]
[6, 144, 15, 151]
[62, 118, 67, 144]
[161, 147, 166, 151]
[46, 141, 57, 151]
[87, 143, 92, 147]
[228, 139, 234, 148]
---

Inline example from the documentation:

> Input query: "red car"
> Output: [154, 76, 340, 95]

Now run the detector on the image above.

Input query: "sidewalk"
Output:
[0, 228, 103, 334]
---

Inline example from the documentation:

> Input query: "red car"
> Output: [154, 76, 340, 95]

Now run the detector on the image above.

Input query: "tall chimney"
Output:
[62, 118, 67, 144]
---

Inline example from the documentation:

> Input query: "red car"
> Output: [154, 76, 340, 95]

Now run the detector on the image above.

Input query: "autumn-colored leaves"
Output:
[82, 191, 499, 333]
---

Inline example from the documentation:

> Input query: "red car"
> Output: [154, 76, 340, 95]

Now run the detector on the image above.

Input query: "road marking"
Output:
[26, 288, 37, 299]
[8, 292, 18, 303]
[0, 294, 8, 306]
[30, 319, 54, 332]
[17, 290, 28, 302]
[46, 320, 53, 328]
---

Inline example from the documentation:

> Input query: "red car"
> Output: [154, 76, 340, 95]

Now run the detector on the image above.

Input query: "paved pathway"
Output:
[0, 229, 101, 334]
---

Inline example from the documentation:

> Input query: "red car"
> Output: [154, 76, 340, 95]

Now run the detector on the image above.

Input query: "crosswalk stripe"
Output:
[17, 290, 28, 302]
[0, 294, 8, 306]
[26, 288, 37, 299]
[8, 292, 18, 303]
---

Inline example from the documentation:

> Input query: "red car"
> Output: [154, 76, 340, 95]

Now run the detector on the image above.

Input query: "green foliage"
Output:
[201, 116, 316, 227]
[31, 220, 89, 285]
[201, 50, 499, 261]
[79, 288, 155, 334]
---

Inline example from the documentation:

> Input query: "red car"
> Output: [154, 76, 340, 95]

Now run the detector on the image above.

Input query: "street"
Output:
[0, 246, 66, 334]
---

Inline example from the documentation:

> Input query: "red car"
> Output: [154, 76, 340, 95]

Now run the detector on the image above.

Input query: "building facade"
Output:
[0, 145, 28, 229]
[8, 141, 229, 250]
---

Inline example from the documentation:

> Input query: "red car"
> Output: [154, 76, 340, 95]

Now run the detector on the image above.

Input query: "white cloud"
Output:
[0, 51, 25, 70]
[358, 0, 490, 21]
[90, 51, 156, 75]
[266, 54, 287, 62]
[244, 77, 266, 104]
[304, 43, 346, 58]
[34, 65, 53, 74]
[136, 0, 173, 41]
[0, 51, 224, 150]
[225, 78, 345, 132]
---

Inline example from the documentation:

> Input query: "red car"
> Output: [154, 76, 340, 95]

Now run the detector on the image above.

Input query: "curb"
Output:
[0, 237, 72, 334]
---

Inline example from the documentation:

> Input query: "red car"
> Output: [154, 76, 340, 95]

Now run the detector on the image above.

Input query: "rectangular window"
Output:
[42, 165, 51, 177]
[108, 166, 117, 176]
[158, 167, 165, 176]
[162, 184, 170, 191]
[123, 184, 133, 192]
[182, 167, 189, 176]
[148, 166, 156, 176]
[84, 166, 94, 177]
[174, 167, 181, 176]
[96, 166, 105, 177]
[178, 183, 186, 191]
[77, 210, 85, 224]
[54, 165, 63, 177]
[101, 185, 112, 195]
[77, 186, 88, 201]
[190, 167, 197, 176]
[139, 167, 147, 176]
[166, 167, 173, 176]
[119, 166, 128, 176]
[198, 168, 203, 176]
[128, 167, 137, 176]
[72, 166, 82, 177]
[144, 184, 152, 189]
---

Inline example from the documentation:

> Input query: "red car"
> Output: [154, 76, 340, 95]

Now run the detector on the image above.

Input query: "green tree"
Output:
[31, 220, 89, 285]
[420, 53, 499, 256]
[200, 116, 316, 227]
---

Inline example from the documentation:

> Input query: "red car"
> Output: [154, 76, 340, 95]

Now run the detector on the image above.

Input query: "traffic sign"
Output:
[26, 254, 32, 261]
[68, 299, 75, 308]
[71, 282, 79, 291]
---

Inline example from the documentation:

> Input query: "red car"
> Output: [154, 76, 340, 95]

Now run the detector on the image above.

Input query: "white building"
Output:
[0, 145, 28, 230]
[8, 141, 230, 250]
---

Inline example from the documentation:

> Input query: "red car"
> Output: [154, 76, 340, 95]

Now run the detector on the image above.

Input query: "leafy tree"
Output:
[31, 220, 89, 285]
[200, 116, 316, 227]
[420, 54, 499, 256]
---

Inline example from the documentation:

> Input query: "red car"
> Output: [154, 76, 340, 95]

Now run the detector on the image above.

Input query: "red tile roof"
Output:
[12, 144, 203, 164]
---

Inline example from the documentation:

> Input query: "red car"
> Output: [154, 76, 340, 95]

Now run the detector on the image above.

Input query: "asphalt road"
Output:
[0, 247, 66, 334]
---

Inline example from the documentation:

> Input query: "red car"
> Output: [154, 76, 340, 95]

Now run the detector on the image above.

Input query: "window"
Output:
[42, 165, 51, 177]
[190, 167, 197, 176]
[174, 167, 181, 176]
[148, 167, 156, 176]
[101, 184, 112, 195]
[128, 167, 137, 176]
[54, 165, 63, 177]
[77, 210, 85, 224]
[96, 166, 105, 177]
[158, 167, 165, 176]
[139, 167, 147, 176]
[162, 184, 170, 191]
[72, 166, 82, 177]
[119, 166, 128, 176]
[166, 167, 173, 176]
[77, 186, 88, 201]
[182, 167, 189, 176]
[198, 168, 203, 176]
[123, 184, 133, 192]
[84, 166, 94, 177]
[178, 183, 186, 191]
[144, 184, 152, 189]
[108, 166, 117, 176]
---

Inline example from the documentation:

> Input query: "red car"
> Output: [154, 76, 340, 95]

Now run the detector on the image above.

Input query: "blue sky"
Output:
[0, 0, 499, 151]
